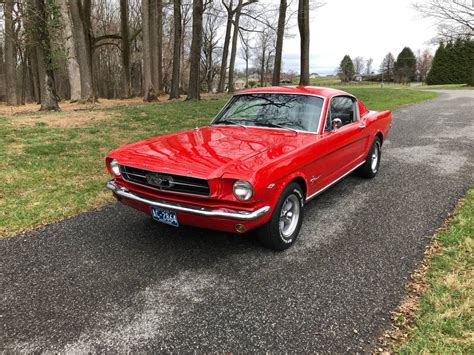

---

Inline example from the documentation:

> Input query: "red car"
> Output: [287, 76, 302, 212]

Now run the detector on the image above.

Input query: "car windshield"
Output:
[213, 93, 324, 133]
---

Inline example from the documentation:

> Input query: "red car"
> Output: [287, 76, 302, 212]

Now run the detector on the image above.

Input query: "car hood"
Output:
[110, 125, 314, 180]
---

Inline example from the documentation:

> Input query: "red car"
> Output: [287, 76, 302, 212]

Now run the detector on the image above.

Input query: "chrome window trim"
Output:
[322, 94, 359, 133]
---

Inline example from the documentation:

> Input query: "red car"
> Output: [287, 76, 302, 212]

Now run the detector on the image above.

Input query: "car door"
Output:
[319, 95, 367, 184]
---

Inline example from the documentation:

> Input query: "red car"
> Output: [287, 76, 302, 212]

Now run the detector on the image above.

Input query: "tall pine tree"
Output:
[427, 43, 448, 84]
[427, 39, 473, 85]
[338, 55, 355, 82]
[394, 47, 416, 83]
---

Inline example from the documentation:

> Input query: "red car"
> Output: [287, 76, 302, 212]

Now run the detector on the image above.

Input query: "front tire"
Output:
[256, 182, 304, 251]
[357, 136, 381, 178]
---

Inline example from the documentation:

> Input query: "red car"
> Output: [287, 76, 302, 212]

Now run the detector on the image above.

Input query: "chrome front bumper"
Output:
[106, 180, 271, 221]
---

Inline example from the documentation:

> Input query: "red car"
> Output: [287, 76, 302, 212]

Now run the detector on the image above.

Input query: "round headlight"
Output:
[233, 180, 253, 201]
[110, 159, 121, 176]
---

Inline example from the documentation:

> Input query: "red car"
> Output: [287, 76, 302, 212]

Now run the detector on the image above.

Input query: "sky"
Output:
[237, 0, 439, 75]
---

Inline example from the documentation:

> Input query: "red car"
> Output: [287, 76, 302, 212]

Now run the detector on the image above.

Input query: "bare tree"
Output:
[69, 0, 94, 101]
[32, 0, 60, 111]
[120, 0, 131, 98]
[156, 0, 163, 93]
[217, 0, 235, 93]
[202, 3, 223, 92]
[239, 29, 252, 88]
[227, 0, 242, 93]
[353, 56, 365, 75]
[5, 0, 17, 105]
[143, 0, 157, 101]
[380, 52, 395, 81]
[254, 26, 275, 86]
[416, 49, 433, 82]
[169, 0, 182, 99]
[149, 0, 159, 96]
[57, 0, 82, 101]
[272, 0, 287, 86]
[187, 0, 204, 100]
[413, 0, 473, 41]
[365, 58, 373, 75]
[179, 2, 193, 93]
[298, 0, 309, 85]
[0, 41, 4, 78]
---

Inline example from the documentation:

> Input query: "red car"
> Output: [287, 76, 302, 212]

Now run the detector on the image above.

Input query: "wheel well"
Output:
[289, 177, 307, 199]
[376, 132, 384, 144]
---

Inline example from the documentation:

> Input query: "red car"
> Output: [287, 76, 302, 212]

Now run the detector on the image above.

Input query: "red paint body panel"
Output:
[106, 86, 391, 233]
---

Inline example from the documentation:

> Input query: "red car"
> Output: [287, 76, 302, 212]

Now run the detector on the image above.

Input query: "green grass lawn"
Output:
[394, 188, 473, 353]
[1, 88, 437, 237]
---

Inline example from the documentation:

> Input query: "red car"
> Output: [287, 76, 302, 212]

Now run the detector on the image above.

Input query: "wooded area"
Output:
[0, 0, 314, 110]
[0, 0, 472, 110]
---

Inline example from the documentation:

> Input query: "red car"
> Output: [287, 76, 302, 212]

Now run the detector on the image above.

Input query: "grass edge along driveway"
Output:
[384, 188, 473, 353]
[1, 88, 437, 237]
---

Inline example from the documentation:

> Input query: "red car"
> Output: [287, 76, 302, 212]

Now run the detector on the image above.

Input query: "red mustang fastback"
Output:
[106, 86, 391, 250]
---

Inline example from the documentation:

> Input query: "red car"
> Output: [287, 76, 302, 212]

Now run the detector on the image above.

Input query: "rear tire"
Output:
[357, 136, 381, 178]
[256, 182, 304, 251]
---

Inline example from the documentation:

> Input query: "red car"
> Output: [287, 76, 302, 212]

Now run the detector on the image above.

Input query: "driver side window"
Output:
[329, 96, 357, 127]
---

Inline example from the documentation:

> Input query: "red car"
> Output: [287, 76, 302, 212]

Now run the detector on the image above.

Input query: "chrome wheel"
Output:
[371, 142, 380, 173]
[279, 194, 300, 240]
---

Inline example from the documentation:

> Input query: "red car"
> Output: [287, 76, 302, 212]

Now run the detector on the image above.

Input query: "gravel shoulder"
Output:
[1, 90, 473, 352]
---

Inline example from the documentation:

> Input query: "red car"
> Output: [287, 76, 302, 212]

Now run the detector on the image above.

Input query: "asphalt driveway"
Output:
[1, 90, 473, 352]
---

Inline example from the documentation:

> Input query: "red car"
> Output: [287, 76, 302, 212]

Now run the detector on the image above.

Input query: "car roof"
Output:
[238, 86, 353, 99]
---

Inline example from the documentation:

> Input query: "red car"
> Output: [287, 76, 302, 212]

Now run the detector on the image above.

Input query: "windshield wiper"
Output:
[214, 119, 247, 128]
[256, 121, 298, 133]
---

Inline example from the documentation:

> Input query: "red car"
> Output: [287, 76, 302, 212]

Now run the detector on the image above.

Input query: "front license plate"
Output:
[151, 207, 179, 227]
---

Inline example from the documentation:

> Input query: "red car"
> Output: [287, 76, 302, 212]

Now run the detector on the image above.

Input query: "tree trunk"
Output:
[33, 0, 60, 111]
[69, 0, 94, 101]
[187, 0, 203, 100]
[149, 0, 159, 96]
[206, 46, 213, 93]
[5, 0, 18, 105]
[81, 0, 95, 98]
[245, 57, 249, 88]
[217, 0, 234, 93]
[58, 0, 82, 101]
[260, 49, 265, 87]
[120, 0, 131, 98]
[179, 12, 186, 92]
[272, 0, 287, 86]
[298, 0, 309, 86]
[35, 46, 47, 103]
[142, 0, 157, 101]
[169, 0, 182, 99]
[156, 0, 163, 93]
[227, 0, 242, 94]
[0, 40, 4, 76]
[28, 47, 41, 103]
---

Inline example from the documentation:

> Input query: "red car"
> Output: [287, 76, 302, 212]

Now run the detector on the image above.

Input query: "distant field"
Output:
[309, 76, 473, 91]
[1, 88, 437, 237]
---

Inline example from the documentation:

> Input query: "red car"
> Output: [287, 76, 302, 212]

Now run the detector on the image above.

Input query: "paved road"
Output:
[1, 90, 473, 352]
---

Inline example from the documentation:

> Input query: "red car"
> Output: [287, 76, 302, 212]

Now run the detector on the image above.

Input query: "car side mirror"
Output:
[331, 118, 342, 131]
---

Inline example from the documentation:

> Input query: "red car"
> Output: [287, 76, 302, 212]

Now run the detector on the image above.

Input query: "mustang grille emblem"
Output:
[146, 173, 175, 188]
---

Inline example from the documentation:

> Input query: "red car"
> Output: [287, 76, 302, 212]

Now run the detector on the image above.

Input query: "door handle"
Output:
[358, 123, 366, 129]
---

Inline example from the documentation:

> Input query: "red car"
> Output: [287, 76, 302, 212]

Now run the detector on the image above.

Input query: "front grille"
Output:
[120, 165, 210, 196]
